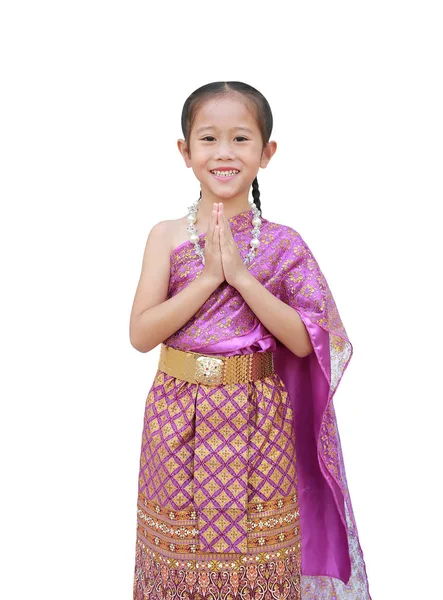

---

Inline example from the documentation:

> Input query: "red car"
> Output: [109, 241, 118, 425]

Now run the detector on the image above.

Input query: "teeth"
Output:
[211, 170, 239, 177]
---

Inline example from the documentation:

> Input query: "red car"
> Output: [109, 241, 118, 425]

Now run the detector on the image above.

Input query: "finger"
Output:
[210, 204, 218, 245]
[220, 212, 233, 243]
[218, 204, 228, 233]
[219, 204, 234, 241]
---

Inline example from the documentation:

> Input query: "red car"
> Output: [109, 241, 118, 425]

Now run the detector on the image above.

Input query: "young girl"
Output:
[130, 81, 372, 600]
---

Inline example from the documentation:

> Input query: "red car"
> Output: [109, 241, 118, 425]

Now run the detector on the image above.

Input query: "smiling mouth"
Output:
[210, 169, 240, 178]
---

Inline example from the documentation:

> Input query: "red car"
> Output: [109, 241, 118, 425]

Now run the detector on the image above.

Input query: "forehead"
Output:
[192, 95, 258, 134]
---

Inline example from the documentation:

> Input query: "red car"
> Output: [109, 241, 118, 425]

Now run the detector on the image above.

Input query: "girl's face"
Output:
[178, 94, 276, 202]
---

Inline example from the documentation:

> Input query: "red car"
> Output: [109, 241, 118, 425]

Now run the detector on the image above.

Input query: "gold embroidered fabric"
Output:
[134, 366, 302, 599]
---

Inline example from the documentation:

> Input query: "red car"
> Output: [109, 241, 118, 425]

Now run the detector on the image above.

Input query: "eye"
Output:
[200, 135, 249, 142]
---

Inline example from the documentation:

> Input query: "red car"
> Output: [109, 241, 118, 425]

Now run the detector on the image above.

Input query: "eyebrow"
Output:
[195, 126, 254, 134]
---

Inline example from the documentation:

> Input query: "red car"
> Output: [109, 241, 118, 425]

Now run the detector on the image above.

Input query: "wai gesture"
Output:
[202, 202, 250, 289]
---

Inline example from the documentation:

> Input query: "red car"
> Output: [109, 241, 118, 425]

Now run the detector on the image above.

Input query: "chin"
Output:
[204, 185, 238, 199]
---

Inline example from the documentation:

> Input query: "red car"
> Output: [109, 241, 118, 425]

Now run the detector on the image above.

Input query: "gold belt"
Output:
[158, 343, 275, 386]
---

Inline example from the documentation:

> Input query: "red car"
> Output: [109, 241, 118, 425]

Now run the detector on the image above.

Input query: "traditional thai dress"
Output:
[133, 208, 372, 600]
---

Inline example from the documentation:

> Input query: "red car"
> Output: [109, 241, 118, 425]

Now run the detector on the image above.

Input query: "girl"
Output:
[130, 81, 372, 600]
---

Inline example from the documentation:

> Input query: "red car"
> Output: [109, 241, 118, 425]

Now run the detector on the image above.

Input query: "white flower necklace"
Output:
[187, 197, 262, 266]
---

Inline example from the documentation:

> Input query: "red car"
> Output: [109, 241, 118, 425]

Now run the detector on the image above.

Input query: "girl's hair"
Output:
[180, 81, 273, 215]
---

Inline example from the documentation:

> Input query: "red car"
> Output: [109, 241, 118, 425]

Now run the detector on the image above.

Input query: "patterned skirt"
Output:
[133, 346, 301, 599]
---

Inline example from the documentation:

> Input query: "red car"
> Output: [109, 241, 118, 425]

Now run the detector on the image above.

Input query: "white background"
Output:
[1, 1, 441, 599]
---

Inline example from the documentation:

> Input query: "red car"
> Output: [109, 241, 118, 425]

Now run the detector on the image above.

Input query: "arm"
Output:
[233, 271, 314, 358]
[129, 222, 220, 353]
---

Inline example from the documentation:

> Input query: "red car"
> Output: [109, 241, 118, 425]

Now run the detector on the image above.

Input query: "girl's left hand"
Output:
[217, 203, 250, 288]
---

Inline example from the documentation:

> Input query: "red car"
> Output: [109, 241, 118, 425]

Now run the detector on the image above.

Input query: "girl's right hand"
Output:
[202, 204, 225, 286]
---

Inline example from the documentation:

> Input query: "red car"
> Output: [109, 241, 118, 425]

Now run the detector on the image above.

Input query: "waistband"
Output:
[158, 343, 275, 386]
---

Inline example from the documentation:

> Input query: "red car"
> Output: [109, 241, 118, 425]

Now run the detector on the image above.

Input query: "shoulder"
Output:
[263, 217, 304, 245]
[167, 214, 192, 253]
[145, 216, 184, 254]
[148, 219, 171, 237]
[143, 220, 170, 251]
[261, 218, 314, 261]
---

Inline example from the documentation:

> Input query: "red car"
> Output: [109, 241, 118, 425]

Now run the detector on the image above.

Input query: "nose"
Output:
[214, 139, 236, 160]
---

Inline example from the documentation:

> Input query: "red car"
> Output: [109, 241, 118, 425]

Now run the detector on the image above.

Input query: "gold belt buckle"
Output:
[195, 355, 224, 385]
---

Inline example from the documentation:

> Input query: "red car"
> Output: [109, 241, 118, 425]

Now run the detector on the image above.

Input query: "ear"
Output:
[177, 139, 192, 168]
[260, 140, 277, 168]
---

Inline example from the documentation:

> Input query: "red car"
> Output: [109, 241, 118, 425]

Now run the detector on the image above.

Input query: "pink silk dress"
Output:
[133, 208, 372, 600]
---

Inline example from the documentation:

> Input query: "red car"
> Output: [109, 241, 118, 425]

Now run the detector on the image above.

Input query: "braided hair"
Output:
[181, 81, 273, 216]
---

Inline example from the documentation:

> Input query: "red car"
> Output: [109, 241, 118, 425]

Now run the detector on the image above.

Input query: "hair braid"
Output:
[252, 177, 261, 214]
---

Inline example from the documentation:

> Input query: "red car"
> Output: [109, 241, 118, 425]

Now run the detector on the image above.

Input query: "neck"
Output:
[195, 191, 251, 223]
